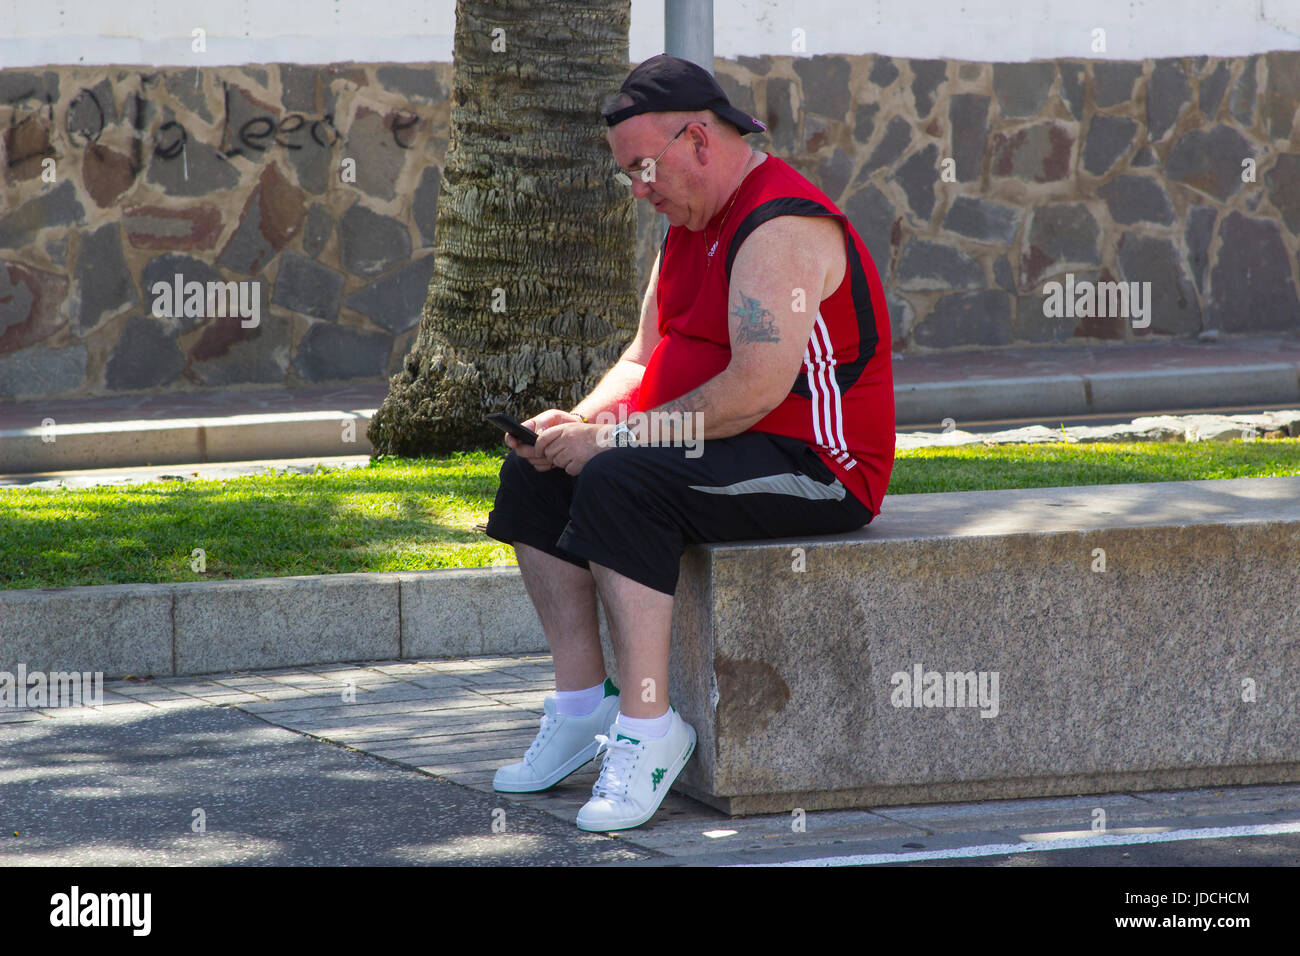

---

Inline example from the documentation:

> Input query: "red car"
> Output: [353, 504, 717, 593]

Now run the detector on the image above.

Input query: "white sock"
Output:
[615, 709, 672, 738]
[554, 681, 606, 717]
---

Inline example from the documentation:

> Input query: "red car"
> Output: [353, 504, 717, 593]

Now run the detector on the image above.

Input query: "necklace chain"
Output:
[705, 153, 758, 263]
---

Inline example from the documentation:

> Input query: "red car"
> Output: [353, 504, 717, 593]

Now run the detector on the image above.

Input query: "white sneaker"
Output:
[575, 708, 696, 832]
[493, 684, 620, 793]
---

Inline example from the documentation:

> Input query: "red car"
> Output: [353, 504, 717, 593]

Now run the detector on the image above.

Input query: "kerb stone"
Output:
[399, 568, 548, 659]
[173, 574, 400, 674]
[0, 584, 173, 679]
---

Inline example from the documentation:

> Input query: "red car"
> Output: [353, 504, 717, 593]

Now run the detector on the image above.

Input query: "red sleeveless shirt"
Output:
[633, 154, 895, 516]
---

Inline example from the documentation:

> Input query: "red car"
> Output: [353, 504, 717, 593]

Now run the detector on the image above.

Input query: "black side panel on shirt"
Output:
[723, 197, 879, 398]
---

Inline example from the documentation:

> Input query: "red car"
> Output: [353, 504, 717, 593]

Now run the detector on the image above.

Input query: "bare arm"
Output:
[569, 248, 664, 420]
[629, 215, 844, 441]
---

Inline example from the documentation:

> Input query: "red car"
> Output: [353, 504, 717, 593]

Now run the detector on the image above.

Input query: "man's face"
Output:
[607, 114, 703, 228]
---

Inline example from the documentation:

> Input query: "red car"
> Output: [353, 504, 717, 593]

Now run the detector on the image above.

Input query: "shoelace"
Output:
[524, 712, 555, 762]
[591, 733, 641, 799]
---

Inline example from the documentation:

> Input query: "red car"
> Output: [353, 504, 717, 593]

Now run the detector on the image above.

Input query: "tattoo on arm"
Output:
[732, 290, 780, 344]
[658, 386, 709, 416]
[649, 290, 778, 433]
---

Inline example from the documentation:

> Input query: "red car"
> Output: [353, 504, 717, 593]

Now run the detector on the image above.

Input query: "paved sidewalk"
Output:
[3, 335, 1299, 473]
[5, 654, 1300, 866]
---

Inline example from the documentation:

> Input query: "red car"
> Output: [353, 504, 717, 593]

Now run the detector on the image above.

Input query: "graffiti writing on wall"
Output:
[2, 72, 421, 176]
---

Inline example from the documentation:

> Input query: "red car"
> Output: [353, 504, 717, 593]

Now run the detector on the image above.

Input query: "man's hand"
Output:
[507, 408, 579, 471]
[534, 421, 611, 476]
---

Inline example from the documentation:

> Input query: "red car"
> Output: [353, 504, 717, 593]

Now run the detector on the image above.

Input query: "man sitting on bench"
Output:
[485, 54, 895, 832]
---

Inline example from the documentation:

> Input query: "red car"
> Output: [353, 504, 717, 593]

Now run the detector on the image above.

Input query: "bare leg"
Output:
[514, 542, 606, 691]
[589, 561, 672, 719]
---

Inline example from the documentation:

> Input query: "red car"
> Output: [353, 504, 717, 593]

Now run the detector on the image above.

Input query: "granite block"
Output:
[172, 573, 401, 673]
[670, 478, 1300, 812]
[398, 567, 549, 658]
[0, 583, 173, 679]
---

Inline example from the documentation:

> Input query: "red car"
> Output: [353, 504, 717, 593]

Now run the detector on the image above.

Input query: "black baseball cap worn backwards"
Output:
[602, 54, 767, 134]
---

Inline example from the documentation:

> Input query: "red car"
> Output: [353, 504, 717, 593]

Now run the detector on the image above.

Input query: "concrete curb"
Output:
[895, 375, 1089, 424]
[1084, 363, 1300, 415]
[893, 363, 1300, 425]
[0, 410, 374, 473]
[0, 567, 549, 679]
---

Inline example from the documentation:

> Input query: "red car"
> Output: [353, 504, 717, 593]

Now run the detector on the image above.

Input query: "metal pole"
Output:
[660, 1, 714, 238]
[664, 0, 714, 75]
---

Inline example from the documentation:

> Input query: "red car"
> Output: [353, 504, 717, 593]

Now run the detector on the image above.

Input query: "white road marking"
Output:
[732, 820, 1300, 867]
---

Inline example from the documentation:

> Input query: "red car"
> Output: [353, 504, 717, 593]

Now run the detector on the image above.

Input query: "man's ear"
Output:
[687, 120, 713, 163]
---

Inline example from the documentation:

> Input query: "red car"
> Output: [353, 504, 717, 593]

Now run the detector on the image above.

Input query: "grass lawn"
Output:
[2, 439, 1297, 590]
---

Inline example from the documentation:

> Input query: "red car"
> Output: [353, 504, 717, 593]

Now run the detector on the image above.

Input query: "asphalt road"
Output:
[0, 703, 656, 867]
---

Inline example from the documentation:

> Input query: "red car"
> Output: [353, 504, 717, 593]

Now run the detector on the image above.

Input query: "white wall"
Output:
[0, 0, 1296, 68]
[0, 0, 458, 67]
[703, 0, 1300, 61]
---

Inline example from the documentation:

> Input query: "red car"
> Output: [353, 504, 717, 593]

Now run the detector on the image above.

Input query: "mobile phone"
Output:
[485, 413, 540, 445]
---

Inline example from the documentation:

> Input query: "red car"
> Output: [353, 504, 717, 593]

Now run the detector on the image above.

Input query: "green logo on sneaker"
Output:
[651, 768, 667, 791]
[616, 733, 640, 745]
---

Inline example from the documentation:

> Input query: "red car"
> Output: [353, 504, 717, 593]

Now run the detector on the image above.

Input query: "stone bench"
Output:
[666, 476, 1300, 814]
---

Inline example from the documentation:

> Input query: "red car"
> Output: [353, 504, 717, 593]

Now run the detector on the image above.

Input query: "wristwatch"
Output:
[610, 422, 638, 447]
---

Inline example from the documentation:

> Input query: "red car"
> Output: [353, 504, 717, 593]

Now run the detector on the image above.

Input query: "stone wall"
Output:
[710, 52, 1300, 351]
[0, 64, 451, 400]
[2, 53, 1298, 403]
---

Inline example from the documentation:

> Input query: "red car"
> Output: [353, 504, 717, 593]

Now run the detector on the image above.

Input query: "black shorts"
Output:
[484, 431, 873, 596]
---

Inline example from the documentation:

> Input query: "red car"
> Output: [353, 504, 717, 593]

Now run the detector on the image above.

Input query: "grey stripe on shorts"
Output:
[687, 472, 847, 501]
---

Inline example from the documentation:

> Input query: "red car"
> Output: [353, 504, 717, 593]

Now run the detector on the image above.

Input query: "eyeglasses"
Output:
[612, 122, 702, 188]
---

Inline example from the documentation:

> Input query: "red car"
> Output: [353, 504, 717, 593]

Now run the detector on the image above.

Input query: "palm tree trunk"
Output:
[368, 0, 638, 456]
